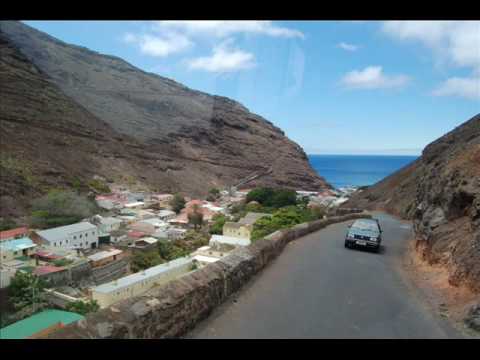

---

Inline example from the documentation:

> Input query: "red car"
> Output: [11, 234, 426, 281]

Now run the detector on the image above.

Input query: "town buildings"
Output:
[34, 222, 98, 250]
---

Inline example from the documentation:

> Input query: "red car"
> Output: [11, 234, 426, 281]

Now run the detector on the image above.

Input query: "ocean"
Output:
[308, 155, 418, 189]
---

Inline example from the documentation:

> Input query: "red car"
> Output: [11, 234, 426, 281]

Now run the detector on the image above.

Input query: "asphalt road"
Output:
[187, 212, 461, 339]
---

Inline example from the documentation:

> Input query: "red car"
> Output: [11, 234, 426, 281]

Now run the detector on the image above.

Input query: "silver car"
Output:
[344, 218, 382, 253]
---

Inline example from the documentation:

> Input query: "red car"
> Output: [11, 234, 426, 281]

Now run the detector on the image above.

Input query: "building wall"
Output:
[91, 259, 193, 308]
[0, 246, 35, 263]
[38, 227, 99, 250]
[223, 224, 252, 239]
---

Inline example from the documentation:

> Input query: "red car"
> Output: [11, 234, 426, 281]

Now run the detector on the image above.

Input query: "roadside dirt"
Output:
[402, 237, 480, 338]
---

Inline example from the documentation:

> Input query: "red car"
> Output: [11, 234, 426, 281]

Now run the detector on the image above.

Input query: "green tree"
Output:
[157, 240, 189, 261]
[246, 187, 297, 208]
[131, 250, 163, 272]
[188, 204, 204, 230]
[9, 272, 46, 311]
[206, 188, 220, 201]
[170, 193, 186, 214]
[209, 214, 226, 235]
[65, 299, 100, 315]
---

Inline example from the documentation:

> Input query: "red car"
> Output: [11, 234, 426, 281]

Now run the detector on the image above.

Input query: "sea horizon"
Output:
[308, 154, 418, 189]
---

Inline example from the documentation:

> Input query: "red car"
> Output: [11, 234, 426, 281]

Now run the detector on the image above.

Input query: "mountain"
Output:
[0, 21, 329, 218]
[345, 114, 480, 293]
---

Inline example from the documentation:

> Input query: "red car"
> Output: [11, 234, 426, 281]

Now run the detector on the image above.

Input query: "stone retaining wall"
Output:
[48, 212, 371, 339]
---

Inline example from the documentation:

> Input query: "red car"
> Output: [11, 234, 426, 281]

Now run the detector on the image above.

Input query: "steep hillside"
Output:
[0, 21, 329, 218]
[345, 114, 480, 292]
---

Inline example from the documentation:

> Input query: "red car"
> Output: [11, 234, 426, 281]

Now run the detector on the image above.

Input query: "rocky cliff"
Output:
[0, 21, 329, 217]
[345, 114, 480, 293]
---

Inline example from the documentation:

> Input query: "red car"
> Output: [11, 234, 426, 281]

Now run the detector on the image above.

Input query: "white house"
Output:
[94, 216, 122, 236]
[90, 256, 194, 308]
[156, 210, 176, 221]
[35, 222, 99, 250]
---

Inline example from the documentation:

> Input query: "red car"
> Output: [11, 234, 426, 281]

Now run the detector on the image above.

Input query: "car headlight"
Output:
[370, 237, 377, 241]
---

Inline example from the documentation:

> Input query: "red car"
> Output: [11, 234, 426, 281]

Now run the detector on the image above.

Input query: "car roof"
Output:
[350, 219, 380, 233]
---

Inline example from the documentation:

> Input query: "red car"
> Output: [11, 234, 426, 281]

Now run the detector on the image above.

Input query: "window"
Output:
[14, 251, 18, 255]
[73, 236, 76, 239]
[54, 242, 57, 247]
[79, 234, 82, 238]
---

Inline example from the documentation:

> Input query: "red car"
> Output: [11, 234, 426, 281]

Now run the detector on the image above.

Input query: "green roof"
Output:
[0, 309, 84, 339]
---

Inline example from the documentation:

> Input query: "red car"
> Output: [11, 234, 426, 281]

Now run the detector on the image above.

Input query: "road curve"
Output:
[187, 212, 461, 339]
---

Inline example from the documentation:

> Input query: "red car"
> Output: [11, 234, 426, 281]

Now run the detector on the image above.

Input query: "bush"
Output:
[209, 214, 226, 235]
[246, 187, 297, 208]
[170, 193, 186, 214]
[9, 272, 46, 311]
[52, 258, 73, 267]
[251, 206, 316, 241]
[87, 179, 111, 193]
[157, 240, 189, 261]
[65, 300, 99, 315]
[30, 190, 97, 229]
[130, 250, 163, 272]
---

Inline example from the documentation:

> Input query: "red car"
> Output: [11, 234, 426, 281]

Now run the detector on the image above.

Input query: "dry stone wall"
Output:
[48, 212, 371, 339]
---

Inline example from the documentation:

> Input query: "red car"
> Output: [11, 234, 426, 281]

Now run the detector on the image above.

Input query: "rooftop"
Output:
[36, 222, 97, 243]
[33, 265, 67, 276]
[87, 249, 123, 262]
[124, 201, 144, 208]
[0, 309, 84, 339]
[0, 237, 36, 252]
[238, 212, 271, 225]
[99, 217, 122, 226]
[0, 227, 28, 241]
[92, 256, 192, 294]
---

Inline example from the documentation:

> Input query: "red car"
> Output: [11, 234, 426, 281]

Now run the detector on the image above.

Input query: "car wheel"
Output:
[344, 241, 350, 248]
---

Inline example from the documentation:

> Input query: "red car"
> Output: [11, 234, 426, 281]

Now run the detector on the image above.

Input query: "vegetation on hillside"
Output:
[209, 214, 227, 234]
[246, 187, 297, 208]
[30, 190, 97, 228]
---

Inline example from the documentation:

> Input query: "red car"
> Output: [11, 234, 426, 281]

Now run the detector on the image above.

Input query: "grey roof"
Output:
[36, 222, 97, 243]
[92, 256, 192, 294]
[100, 217, 122, 226]
[238, 212, 271, 225]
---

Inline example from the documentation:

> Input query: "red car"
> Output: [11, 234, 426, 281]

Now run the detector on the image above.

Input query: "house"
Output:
[137, 218, 168, 230]
[0, 237, 37, 262]
[129, 221, 156, 235]
[156, 209, 176, 221]
[223, 212, 271, 240]
[209, 234, 251, 247]
[133, 237, 158, 249]
[90, 256, 194, 308]
[166, 228, 187, 240]
[93, 216, 122, 235]
[87, 249, 123, 268]
[0, 227, 29, 242]
[34, 222, 98, 250]
[127, 230, 146, 240]
[152, 194, 174, 208]
[123, 201, 144, 210]
[0, 310, 84, 339]
[134, 209, 157, 220]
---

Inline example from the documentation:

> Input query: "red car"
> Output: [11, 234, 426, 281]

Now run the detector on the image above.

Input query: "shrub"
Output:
[170, 193, 186, 214]
[87, 179, 111, 193]
[30, 190, 96, 229]
[209, 214, 226, 234]
[130, 250, 163, 272]
[65, 300, 99, 315]
[246, 187, 297, 208]
[52, 258, 73, 267]
[8, 272, 46, 311]
[157, 240, 189, 261]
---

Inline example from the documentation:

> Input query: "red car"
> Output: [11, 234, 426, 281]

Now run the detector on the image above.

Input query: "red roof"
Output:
[0, 227, 28, 240]
[127, 231, 146, 239]
[35, 250, 62, 260]
[33, 266, 65, 276]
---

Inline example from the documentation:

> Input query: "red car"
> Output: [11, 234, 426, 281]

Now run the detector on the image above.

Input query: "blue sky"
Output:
[24, 21, 479, 155]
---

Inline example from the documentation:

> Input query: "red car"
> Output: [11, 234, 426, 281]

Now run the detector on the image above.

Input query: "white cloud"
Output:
[123, 32, 192, 57]
[341, 66, 410, 90]
[381, 21, 480, 70]
[382, 21, 480, 100]
[432, 76, 480, 100]
[153, 21, 304, 39]
[186, 40, 256, 73]
[337, 42, 359, 51]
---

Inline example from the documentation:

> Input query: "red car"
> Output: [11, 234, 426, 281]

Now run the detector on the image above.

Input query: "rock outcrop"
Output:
[345, 114, 480, 293]
[0, 21, 329, 218]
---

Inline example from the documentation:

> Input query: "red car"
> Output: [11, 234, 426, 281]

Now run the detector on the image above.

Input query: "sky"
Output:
[24, 21, 480, 155]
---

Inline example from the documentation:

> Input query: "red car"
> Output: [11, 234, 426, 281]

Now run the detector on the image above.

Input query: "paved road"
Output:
[187, 212, 461, 339]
